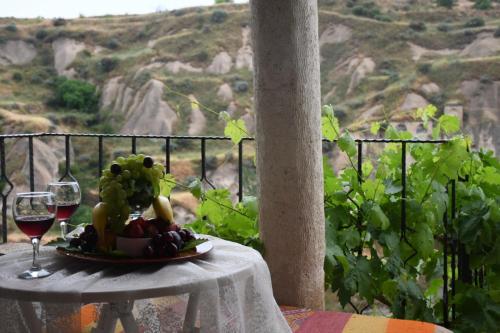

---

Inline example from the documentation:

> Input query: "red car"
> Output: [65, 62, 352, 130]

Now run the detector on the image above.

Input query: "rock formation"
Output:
[235, 26, 253, 71]
[52, 38, 85, 76]
[0, 40, 37, 65]
[121, 79, 178, 135]
[207, 52, 233, 74]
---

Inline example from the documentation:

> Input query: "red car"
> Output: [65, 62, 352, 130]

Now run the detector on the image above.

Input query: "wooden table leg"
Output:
[92, 303, 118, 333]
[18, 301, 42, 333]
[183, 291, 200, 333]
[117, 301, 139, 333]
[93, 301, 138, 333]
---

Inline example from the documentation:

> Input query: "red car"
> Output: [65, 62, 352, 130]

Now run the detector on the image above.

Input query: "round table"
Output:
[0, 236, 291, 333]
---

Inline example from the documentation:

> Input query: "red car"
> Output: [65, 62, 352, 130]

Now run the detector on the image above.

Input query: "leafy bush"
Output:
[97, 57, 119, 73]
[321, 104, 500, 333]
[417, 63, 432, 74]
[35, 28, 48, 40]
[374, 14, 392, 22]
[211, 9, 228, 23]
[11, 72, 23, 82]
[495, 27, 500, 38]
[215, 0, 233, 3]
[409, 21, 426, 32]
[5, 23, 17, 32]
[52, 77, 99, 113]
[52, 18, 67, 26]
[352, 3, 385, 20]
[474, 0, 492, 9]
[234, 80, 249, 93]
[30, 74, 43, 84]
[106, 38, 120, 50]
[436, 0, 454, 8]
[172, 9, 186, 16]
[186, 183, 261, 251]
[464, 17, 485, 28]
[195, 50, 209, 63]
[437, 23, 451, 32]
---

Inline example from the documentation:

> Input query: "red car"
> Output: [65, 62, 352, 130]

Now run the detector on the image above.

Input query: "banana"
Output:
[152, 195, 174, 223]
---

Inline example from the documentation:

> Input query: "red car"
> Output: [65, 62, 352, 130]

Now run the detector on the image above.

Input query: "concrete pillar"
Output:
[250, 0, 325, 309]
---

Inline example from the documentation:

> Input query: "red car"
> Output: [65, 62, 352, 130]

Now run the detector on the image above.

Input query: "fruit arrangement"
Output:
[123, 217, 196, 258]
[69, 154, 197, 258]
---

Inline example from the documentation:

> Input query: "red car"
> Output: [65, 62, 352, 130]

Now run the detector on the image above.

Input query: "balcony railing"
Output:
[0, 132, 479, 328]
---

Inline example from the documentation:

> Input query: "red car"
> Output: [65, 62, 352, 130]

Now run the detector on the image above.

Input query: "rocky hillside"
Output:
[1, 1, 500, 193]
[1, 2, 500, 152]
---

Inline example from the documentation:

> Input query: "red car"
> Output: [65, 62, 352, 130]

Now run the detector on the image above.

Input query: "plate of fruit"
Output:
[56, 154, 212, 264]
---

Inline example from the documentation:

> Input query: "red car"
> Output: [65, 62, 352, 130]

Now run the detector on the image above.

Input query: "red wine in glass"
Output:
[12, 192, 56, 279]
[56, 203, 80, 221]
[47, 181, 81, 240]
[15, 215, 55, 239]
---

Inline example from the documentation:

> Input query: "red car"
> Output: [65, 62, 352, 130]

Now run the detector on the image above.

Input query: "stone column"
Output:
[250, 0, 325, 309]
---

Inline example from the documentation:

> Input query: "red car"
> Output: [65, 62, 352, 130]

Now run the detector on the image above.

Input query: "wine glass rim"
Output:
[16, 191, 54, 197]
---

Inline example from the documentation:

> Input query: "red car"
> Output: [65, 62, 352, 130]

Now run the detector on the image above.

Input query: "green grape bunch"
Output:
[99, 154, 165, 232]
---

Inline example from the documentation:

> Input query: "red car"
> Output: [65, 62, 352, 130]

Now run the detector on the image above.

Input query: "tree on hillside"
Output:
[474, 0, 492, 10]
[215, 0, 233, 3]
[436, 0, 455, 8]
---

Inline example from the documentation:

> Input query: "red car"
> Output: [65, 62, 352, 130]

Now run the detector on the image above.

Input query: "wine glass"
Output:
[47, 181, 81, 240]
[13, 192, 56, 279]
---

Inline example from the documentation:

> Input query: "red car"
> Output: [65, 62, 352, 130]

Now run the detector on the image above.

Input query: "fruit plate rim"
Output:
[55, 239, 213, 265]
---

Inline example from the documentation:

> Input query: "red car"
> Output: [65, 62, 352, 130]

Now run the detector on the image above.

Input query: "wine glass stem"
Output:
[60, 220, 67, 240]
[31, 238, 41, 271]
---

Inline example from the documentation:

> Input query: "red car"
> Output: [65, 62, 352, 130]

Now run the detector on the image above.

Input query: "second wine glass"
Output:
[47, 181, 81, 239]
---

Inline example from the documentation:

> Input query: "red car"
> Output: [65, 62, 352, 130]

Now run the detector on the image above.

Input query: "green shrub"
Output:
[97, 57, 119, 73]
[234, 80, 249, 93]
[35, 28, 48, 40]
[437, 23, 451, 32]
[374, 14, 392, 22]
[52, 77, 99, 113]
[215, 0, 233, 3]
[464, 17, 485, 28]
[211, 9, 228, 23]
[172, 9, 186, 16]
[474, 0, 492, 9]
[436, 0, 454, 7]
[106, 38, 120, 50]
[352, 2, 382, 18]
[5, 23, 17, 32]
[494, 27, 500, 38]
[417, 63, 432, 74]
[409, 21, 426, 32]
[30, 74, 44, 84]
[52, 18, 67, 26]
[195, 50, 209, 63]
[12, 72, 23, 82]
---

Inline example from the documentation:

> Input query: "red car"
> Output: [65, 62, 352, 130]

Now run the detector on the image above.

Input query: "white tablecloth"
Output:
[0, 236, 291, 333]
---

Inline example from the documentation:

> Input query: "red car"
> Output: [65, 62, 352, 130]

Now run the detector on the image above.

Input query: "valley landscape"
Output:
[1, 0, 500, 230]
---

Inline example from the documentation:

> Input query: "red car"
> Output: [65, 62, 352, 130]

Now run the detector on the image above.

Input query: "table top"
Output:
[0, 236, 260, 303]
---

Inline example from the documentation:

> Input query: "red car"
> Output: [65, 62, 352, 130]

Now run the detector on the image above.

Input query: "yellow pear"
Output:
[92, 202, 113, 252]
[152, 195, 174, 223]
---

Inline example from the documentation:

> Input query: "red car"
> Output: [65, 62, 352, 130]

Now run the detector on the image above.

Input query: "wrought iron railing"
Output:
[0, 132, 479, 328]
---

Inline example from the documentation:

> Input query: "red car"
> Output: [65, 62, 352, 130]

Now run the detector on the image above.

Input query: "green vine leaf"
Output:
[188, 178, 202, 199]
[338, 132, 357, 157]
[370, 121, 381, 135]
[160, 174, 176, 197]
[322, 105, 340, 141]
[438, 114, 460, 135]
[224, 118, 248, 145]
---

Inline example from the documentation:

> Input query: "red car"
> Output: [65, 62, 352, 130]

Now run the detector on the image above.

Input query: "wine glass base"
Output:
[18, 268, 52, 280]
